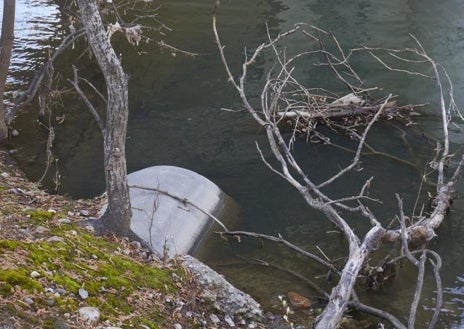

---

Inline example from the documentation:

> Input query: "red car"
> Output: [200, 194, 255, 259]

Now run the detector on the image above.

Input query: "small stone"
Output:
[287, 291, 312, 309]
[46, 298, 55, 306]
[224, 315, 235, 327]
[91, 254, 98, 259]
[47, 209, 56, 214]
[79, 288, 89, 299]
[17, 228, 31, 236]
[34, 226, 49, 234]
[248, 323, 257, 328]
[45, 287, 54, 293]
[23, 297, 34, 305]
[174, 324, 182, 329]
[79, 209, 90, 217]
[10, 129, 19, 137]
[84, 225, 95, 233]
[56, 288, 67, 295]
[78, 307, 100, 322]
[47, 236, 64, 243]
[30, 271, 41, 278]
[58, 218, 71, 224]
[63, 313, 70, 318]
[1, 172, 9, 178]
[8, 149, 18, 155]
[209, 314, 220, 324]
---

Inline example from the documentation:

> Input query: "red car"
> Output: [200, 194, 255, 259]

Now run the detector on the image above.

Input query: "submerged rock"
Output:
[287, 291, 312, 309]
[182, 255, 263, 321]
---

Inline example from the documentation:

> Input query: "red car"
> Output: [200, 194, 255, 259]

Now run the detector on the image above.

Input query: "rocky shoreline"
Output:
[0, 148, 298, 329]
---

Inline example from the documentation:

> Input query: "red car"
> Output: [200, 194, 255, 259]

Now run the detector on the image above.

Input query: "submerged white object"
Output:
[126, 166, 235, 258]
[330, 93, 364, 106]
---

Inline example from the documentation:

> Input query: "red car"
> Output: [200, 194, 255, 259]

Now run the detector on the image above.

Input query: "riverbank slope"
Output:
[0, 149, 268, 329]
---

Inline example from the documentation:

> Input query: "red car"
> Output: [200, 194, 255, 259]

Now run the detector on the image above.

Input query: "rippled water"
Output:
[7, 0, 464, 327]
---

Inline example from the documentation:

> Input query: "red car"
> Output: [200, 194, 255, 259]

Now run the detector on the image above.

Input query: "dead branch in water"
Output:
[213, 1, 463, 328]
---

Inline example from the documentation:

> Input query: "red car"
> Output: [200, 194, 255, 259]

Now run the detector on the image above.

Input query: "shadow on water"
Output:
[7, 0, 464, 327]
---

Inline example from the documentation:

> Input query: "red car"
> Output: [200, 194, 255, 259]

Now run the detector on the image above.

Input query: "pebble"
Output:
[47, 236, 64, 243]
[30, 271, 41, 278]
[79, 209, 90, 217]
[17, 228, 31, 236]
[58, 218, 71, 224]
[287, 291, 312, 309]
[84, 225, 95, 233]
[34, 226, 49, 234]
[78, 307, 100, 322]
[79, 288, 89, 299]
[8, 149, 18, 155]
[23, 297, 34, 305]
[174, 324, 182, 329]
[10, 129, 19, 137]
[1, 172, 9, 178]
[209, 314, 220, 324]
[224, 315, 235, 327]
[130, 241, 141, 249]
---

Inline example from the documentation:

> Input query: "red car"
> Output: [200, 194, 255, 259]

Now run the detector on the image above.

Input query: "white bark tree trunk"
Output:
[77, 0, 132, 235]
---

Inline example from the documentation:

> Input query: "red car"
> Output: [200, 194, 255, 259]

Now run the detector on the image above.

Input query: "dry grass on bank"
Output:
[0, 150, 229, 329]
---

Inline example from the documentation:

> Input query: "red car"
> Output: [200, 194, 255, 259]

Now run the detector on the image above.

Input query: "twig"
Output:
[68, 66, 106, 133]
[221, 230, 339, 274]
[11, 28, 86, 120]
[129, 184, 229, 232]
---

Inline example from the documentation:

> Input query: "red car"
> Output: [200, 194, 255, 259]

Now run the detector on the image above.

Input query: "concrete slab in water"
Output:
[127, 166, 235, 258]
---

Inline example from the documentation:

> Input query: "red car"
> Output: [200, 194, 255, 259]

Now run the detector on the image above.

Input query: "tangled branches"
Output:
[213, 2, 464, 328]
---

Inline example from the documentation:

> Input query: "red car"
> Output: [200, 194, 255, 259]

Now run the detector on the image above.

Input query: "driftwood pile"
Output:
[274, 92, 422, 136]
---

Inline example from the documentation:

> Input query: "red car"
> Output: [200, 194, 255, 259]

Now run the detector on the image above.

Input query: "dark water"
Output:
[6, 0, 464, 327]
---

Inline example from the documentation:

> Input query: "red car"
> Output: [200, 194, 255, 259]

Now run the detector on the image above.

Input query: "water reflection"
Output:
[1, 0, 60, 87]
[8, 0, 464, 327]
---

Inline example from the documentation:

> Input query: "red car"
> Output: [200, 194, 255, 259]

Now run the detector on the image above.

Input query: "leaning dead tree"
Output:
[214, 3, 463, 328]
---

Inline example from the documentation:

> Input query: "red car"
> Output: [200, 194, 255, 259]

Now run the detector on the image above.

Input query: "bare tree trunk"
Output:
[0, 0, 15, 142]
[77, 0, 132, 236]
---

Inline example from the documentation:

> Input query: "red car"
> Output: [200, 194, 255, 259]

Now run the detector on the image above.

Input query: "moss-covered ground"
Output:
[0, 150, 210, 328]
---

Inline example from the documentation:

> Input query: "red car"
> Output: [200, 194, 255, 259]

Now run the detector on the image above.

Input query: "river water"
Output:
[6, 0, 464, 327]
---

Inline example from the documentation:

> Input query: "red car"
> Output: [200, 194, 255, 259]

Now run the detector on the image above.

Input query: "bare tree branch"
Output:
[10, 28, 86, 121]
[68, 65, 106, 134]
[212, 3, 463, 327]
